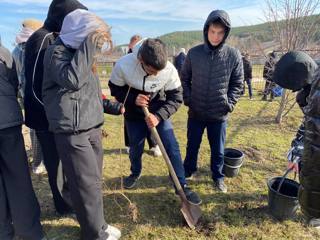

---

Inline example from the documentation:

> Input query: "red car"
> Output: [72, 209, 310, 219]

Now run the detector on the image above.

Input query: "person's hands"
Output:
[120, 105, 125, 114]
[145, 113, 160, 128]
[288, 162, 299, 173]
[135, 94, 150, 107]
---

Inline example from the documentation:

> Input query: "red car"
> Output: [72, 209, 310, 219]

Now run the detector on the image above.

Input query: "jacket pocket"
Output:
[73, 100, 80, 132]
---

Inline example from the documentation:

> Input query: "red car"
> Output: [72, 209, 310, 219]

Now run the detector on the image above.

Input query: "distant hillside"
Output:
[158, 14, 320, 51]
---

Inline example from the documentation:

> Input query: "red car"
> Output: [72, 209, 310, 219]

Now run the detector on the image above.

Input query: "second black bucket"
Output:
[223, 148, 244, 178]
[267, 177, 300, 220]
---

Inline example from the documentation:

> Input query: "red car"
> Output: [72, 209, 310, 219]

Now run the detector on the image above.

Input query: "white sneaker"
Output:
[125, 147, 130, 154]
[32, 162, 46, 175]
[150, 145, 162, 157]
[105, 224, 121, 239]
[105, 235, 118, 240]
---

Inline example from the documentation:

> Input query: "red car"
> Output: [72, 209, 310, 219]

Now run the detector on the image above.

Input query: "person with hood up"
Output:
[109, 38, 202, 206]
[24, 0, 88, 215]
[273, 51, 320, 228]
[42, 9, 121, 240]
[173, 48, 186, 76]
[12, 19, 46, 175]
[181, 10, 243, 193]
[0, 40, 45, 240]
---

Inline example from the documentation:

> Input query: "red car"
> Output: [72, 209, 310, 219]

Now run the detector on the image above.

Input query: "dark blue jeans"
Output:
[126, 119, 186, 186]
[184, 118, 227, 181]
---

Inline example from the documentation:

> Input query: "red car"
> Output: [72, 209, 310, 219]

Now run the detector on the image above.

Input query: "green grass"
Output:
[31, 94, 320, 240]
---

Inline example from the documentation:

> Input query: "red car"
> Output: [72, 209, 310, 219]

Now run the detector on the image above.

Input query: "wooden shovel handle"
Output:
[142, 107, 187, 199]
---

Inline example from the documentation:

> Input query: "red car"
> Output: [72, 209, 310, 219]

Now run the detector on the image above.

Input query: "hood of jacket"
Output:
[203, 10, 231, 51]
[44, 0, 88, 32]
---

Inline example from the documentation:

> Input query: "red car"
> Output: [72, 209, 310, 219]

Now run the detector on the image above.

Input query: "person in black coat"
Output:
[173, 48, 186, 76]
[241, 52, 253, 99]
[262, 51, 276, 101]
[24, 0, 88, 215]
[274, 51, 320, 228]
[0, 41, 45, 240]
[181, 10, 243, 193]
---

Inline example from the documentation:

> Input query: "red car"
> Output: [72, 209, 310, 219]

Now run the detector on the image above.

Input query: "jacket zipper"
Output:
[143, 74, 148, 92]
[74, 100, 79, 133]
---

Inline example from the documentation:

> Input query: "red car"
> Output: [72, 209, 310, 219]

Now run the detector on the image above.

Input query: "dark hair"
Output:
[138, 38, 167, 70]
[209, 19, 226, 30]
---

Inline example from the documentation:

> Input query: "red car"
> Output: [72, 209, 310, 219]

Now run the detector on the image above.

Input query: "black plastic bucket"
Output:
[267, 177, 300, 220]
[223, 148, 244, 178]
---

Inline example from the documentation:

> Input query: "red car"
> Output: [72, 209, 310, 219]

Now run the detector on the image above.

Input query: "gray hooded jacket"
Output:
[0, 42, 23, 130]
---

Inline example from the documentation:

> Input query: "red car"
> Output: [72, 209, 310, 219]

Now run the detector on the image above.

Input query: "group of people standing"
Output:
[0, 1, 246, 239]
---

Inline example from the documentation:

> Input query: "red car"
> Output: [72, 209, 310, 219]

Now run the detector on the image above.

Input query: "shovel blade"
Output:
[180, 201, 202, 229]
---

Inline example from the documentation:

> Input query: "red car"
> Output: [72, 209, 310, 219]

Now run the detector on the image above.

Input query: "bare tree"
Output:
[264, 0, 320, 123]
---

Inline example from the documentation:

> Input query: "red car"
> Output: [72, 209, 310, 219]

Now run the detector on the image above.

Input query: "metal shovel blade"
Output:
[180, 200, 202, 229]
[142, 106, 202, 229]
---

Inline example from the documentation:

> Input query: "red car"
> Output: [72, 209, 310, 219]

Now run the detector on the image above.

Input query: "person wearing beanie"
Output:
[12, 19, 45, 175]
[24, 0, 88, 215]
[181, 10, 243, 193]
[42, 9, 121, 240]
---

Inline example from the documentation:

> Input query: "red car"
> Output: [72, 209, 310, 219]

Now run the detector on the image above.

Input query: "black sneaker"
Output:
[183, 186, 202, 205]
[214, 180, 227, 193]
[308, 218, 320, 229]
[123, 174, 140, 189]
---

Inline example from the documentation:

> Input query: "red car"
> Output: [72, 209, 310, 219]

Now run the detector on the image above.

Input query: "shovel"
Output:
[142, 106, 202, 229]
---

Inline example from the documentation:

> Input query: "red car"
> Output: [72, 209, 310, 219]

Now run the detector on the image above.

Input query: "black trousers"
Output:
[55, 127, 108, 240]
[0, 126, 43, 240]
[36, 130, 72, 214]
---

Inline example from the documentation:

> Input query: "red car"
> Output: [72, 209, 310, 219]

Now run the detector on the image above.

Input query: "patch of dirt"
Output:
[242, 146, 265, 162]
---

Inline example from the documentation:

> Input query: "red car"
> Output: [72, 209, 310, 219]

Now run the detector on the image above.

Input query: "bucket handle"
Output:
[224, 161, 243, 169]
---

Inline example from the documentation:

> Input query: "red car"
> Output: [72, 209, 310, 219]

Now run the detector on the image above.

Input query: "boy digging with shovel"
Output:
[109, 38, 202, 207]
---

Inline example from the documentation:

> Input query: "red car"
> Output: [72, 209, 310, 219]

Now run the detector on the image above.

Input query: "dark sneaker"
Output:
[308, 218, 320, 229]
[214, 180, 227, 193]
[123, 174, 140, 189]
[183, 186, 202, 205]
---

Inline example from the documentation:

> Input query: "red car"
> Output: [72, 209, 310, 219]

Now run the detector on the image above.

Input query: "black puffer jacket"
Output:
[243, 56, 252, 80]
[24, 0, 87, 130]
[299, 69, 320, 218]
[42, 36, 103, 134]
[0, 43, 23, 130]
[181, 10, 243, 122]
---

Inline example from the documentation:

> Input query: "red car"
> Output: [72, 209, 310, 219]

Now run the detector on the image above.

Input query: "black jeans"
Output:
[55, 128, 109, 240]
[0, 126, 43, 240]
[243, 78, 253, 98]
[36, 130, 72, 214]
